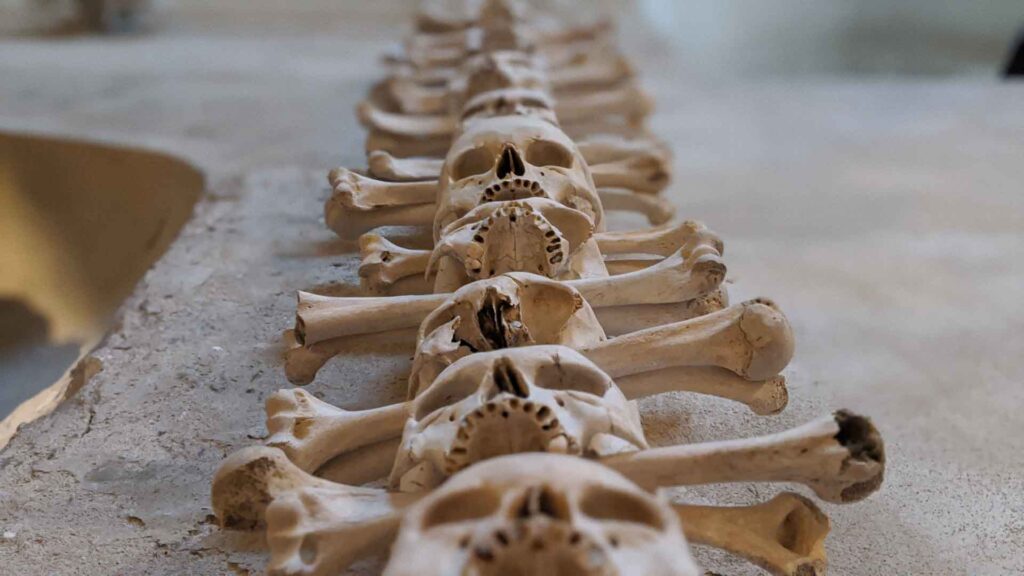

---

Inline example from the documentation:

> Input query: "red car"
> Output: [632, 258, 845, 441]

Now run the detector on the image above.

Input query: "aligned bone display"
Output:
[212, 1, 887, 574]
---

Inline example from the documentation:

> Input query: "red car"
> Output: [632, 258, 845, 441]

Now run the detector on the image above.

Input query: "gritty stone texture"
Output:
[1, 8, 1023, 576]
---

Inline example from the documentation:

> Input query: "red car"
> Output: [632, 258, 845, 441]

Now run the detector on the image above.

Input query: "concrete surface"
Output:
[0, 6, 1022, 576]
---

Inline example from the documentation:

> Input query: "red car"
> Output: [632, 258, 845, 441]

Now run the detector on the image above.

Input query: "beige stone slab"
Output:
[0, 10, 1022, 576]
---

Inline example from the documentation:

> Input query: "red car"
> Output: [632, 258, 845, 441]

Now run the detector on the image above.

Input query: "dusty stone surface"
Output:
[1, 8, 1023, 576]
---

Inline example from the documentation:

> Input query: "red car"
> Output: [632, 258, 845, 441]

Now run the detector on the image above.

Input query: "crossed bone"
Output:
[212, 409, 883, 576]
[211, 2, 890, 574]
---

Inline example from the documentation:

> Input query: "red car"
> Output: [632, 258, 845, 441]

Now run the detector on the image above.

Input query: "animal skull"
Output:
[386, 453, 700, 576]
[391, 346, 647, 492]
[410, 273, 606, 397]
[435, 114, 602, 234]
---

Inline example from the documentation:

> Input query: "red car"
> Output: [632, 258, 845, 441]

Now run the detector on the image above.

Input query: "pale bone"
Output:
[592, 287, 729, 336]
[367, 133, 670, 181]
[582, 298, 794, 382]
[282, 330, 783, 481]
[324, 197, 435, 240]
[391, 346, 647, 491]
[675, 492, 830, 576]
[596, 220, 724, 257]
[428, 198, 600, 290]
[357, 221, 722, 291]
[386, 453, 701, 576]
[327, 167, 436, 208]
[368, 146, 672, 196]
[358, 84, 650, 142]
[211, 446, 419, 576]
[385, 52, 636, 116]
[596, 187, 675, 225]
[359, 233, 433, 292]
[434, 114, 603, 234]
[409, 273, 606, 397]
[616, 368, 788, 416]
[213, 450, 702, 576]
[367, 150, 443, 182]
[265, 388, 409, 473]
[295, 243, 724, 346]
[588, 150, 670, 194]
[603, 410, 887, 504]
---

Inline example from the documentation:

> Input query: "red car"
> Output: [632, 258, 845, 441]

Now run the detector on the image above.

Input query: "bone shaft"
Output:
[603, 415, 839, 490]
[369, 152, 444, 181]
[603, 257, 658, 275]
[304, 402, 410, 472]
[594, 298, 724, 336]
[580, 305, 743, 377]
[361, 104, 456, 137]
[297, 292, 449, 344]
[597, 188, 674, 225]
[366, 180, 438, 206]
[569, 250, 721, 309]
[674, 496, 828, 576]
[596, 225, 685, 256]
[615, 367, 787, 415]
[325, 201, 436, 239]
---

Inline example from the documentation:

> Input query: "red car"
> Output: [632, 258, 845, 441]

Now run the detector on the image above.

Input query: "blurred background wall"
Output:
[2, 0, 1019, 77]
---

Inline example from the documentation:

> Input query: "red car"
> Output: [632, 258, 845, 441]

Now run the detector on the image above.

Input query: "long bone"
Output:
[212, 446, 420, 576]
[359, 234, 433, 292]
[367, 132, 670, 181]
[294, 243, 724, 345]
[212, 445, 874, 575]
[358, 83, 651, 142]
[675, 492, 830, 576]
[581, 298, 794, 382]
[275, 300, 790, 477]
[325, 181, 673, 241]
[604, 410, 886, 504]
[357, 221, 721, 291]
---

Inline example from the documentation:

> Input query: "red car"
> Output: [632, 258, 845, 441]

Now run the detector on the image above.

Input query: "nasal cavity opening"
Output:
[496, 145, 526, 179]
[493, 358, 529, 398]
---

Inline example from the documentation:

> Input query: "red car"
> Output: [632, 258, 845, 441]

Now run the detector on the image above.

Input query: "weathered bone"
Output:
[266, 388, 409, 473]
[212, 446, 418, 576]
[359, 233, 433, 292]
[604, 411, 886, 503]
[359, 223, 717, 292]
[298, 243, 723, 348]
[570, 244, 725, 308]
[582, 299, 794, 382]
[367, 150, 443, 182]
[616, 368, 787, 416]
[596, 187, 675, 225]
[324, 196, 435, 239]
[328, 167, 437, 209]
[675, 492, 830, 576]
[596, 220, 724, 257]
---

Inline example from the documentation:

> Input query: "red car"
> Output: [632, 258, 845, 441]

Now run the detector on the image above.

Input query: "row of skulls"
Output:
[212, 2, 887, 576]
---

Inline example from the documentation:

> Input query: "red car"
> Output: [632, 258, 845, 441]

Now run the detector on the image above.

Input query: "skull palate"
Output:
[445, 395, 576, 474]
[465, 202, 567, 278]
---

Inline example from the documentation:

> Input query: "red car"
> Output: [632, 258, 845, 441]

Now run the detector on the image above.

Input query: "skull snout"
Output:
[496, 144, 526, 179]
[490, 358, 530, 399]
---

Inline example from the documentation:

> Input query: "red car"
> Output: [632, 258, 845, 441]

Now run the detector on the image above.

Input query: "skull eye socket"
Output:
[422, 486, 503, 529]
[451, 147, 496, 180]
[578, 486, 665, 530]
[532, 360, 611, 396]
[525, 140, 574, 169]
